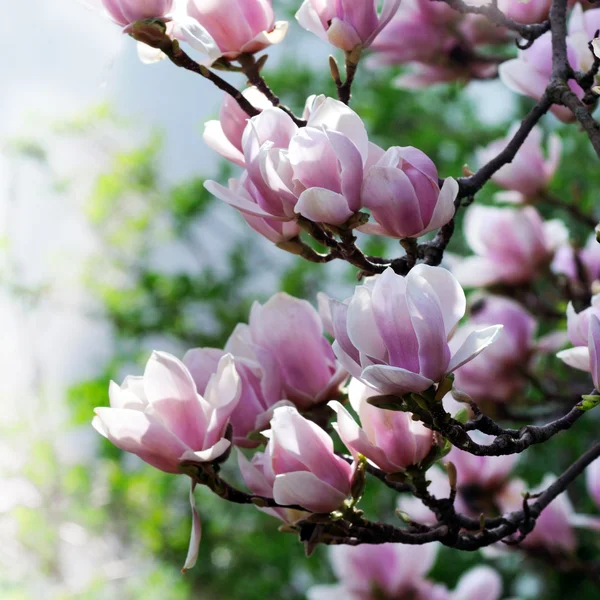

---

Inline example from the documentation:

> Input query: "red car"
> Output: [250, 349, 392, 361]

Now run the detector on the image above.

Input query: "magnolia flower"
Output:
[359, 146, 458, 239]
[237, 449, 309, 523]
[100, 0, 173, 26]
[552, 234, 600, 287]
[330, 379, 434, 473]
[307, 543, 503, 600]
[586, 458, 600, 510]
[368, 1, 508, 88]
[183, 0, 288, 61]
[296, 0, 402, 51]
[225, 292, 347, 409]
[203, 87, 272, 166]
[500, 5, 600, 122]
[206, 96, 377, 226]
[327, 265, 502, 397]
[557, 298, 600, 389]
[476, 125, 561, 203]
[265, 406, 354, 513]
[452, 205, 568, 287]
[453, 296, 538, 403]
[92, 351, 241, 570]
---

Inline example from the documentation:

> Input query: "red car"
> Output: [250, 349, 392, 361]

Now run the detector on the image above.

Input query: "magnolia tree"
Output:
[90, 0, 600, 595]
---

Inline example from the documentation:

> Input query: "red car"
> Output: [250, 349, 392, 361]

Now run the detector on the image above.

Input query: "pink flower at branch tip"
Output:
[100, 0, 174, 26]
[307, 542, 503, 600]
[358, 146, 458, 239]
[264, 406, 355, 513]
[452, 205, 568, 288]
[183, 0, 288, 60]
[296, 0, 402, 52]
[476, 125, 561, 203]
[92, 351, 241, 571]
[327, 264, 502, 397]
[330, 379, 434, 473]
[206, 95, 381, 226]
[557, 299, 600, 390]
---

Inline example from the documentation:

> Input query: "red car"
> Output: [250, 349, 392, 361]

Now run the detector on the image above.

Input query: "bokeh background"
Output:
[3, 1, 600, 598]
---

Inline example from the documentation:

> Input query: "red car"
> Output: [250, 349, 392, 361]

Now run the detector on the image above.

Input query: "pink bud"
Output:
[453, 205, 568, 287]
[453, 297, 537, 403]
[327, 265, 501, 397]
[203, 87, 272, 167]
[452, 566, 503, 600]
[330, 379, 433, 473]
[186, 0, 288, 59]
[267, 406, 354, 513]
[101, 0, 173, 26]
[497, 0, 552, 24]
[359, 146, 458, 238]
[477, 126, 561, 202]
[92, 351, 241, 472]
[296, 0, 402, 51]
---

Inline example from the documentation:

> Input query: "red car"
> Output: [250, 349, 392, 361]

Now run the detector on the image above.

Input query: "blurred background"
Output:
[3, 1, 600, 598]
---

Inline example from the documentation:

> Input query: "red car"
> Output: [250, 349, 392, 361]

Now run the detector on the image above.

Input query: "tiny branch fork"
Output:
[427, 397, 586, 456]
[237, 53, 307, 127]
[436, 0, 550, 47]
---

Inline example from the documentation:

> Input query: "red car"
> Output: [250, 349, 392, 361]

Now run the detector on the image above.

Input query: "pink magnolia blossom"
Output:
[206, 96, 377, 226]
[452, 296, 538, 403]
[100, 0, 173, 26]
[226, 292, 347, 409]
[265, 406, 354, 513]
[206, 173, 301, 244]
[330, 379, 434, 473]
[557, 303, 600, 391]
[452, 205, 568, 287]
[497, 475, 578, 554]
[307, 543, 502, 600]
[184, 0, 288, 60]
[552, 234, 600, 286]
[92, 351, 241, 571]
[358, 146, 458, 239]
[476, 126, 561, 203]
[499, 5, 600, 122]
[327, 264, 501, 397]
[368, 1, 508, 88]
[296, 0, 401, 51]
[237, 449, 309, 523]
[203, 87, 272, 166]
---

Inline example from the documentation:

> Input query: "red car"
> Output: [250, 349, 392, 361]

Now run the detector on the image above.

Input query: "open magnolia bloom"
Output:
[326, 265, 502, 397]
[330, 379, 434, 473]
[92, 351, 241, 570]
[296, 0, 402, 52]
[307, 543, 503, 600]
[452, 205, 568, 288]
[557, 299, 600, 390]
